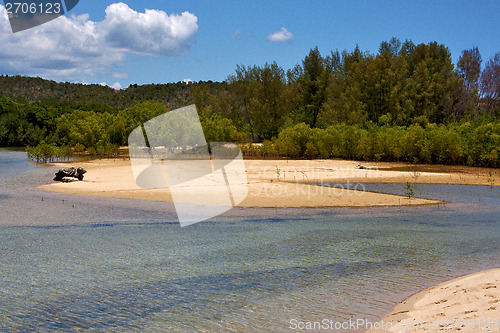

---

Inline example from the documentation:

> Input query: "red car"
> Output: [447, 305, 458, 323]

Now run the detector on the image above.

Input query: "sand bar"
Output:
[39, 158, 498, 208]
[366, 268, 500, 333]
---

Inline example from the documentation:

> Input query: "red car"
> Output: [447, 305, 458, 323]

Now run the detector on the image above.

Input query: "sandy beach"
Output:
[366, 268, 500, 332]
[39, 158, 497, 208]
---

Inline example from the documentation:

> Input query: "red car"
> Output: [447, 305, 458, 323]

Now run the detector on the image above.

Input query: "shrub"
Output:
[259, 139, 276, 157]
[275, 123, 312, 158]
[26, 142, 70, 163]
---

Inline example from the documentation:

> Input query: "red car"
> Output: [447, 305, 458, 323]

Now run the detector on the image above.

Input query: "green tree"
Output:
[201, 113, 241, 143]
[323, 46, 370, 125]
[299, 47, 330, 128]
[457, 47, 482, 95]
[250, 62, 290, 138]
[379, 37, 402, 57]
[480, 52, 500, 116]
[364, 38, 407, 123]
[227, 65, 260, 140]
[129, 101, 169, 126]
[227, 63, 292, 140]
[402, 42, 459, 124]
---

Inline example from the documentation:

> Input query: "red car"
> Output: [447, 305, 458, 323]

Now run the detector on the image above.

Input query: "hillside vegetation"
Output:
[1, 38, 498, 166]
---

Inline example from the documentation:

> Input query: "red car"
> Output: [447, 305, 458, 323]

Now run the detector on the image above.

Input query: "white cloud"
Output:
[183, 78, 192, 84]
[111, 82, 122, 90]
[231, 28, 255, 41]
[267, 27, 294, 43]
[231, 29, 242, 39]
[99, 81, 122, 90]
[0, 9, 122, 80]
[0, 3, 198, 81]
[100, 3, 198, 56]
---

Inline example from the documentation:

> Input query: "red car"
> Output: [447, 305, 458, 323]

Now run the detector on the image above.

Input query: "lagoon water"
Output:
[0, 149, 499, 332]
[319, 181, 500, 206]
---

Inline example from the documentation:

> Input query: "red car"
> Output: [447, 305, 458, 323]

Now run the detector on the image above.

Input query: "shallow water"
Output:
[0, 149, 36, 179]
[319, 181, 499, 205]
[0, 149, 499, 332]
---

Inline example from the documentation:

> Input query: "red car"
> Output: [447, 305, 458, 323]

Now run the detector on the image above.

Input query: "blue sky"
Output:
[0, 0, 499, 89]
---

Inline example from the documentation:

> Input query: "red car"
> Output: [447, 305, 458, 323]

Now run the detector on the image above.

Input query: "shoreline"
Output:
[38, 158, 497, 208]
[366, 268, 500, 333]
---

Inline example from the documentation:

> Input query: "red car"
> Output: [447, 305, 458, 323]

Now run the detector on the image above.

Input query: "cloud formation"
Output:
[100, 3, 198, 56]
[231, 29, 242, 39]
[0, 3, 198, 81]
[100, 81, 123, 90]
[231, 28, 255, 41]
[267, 27, 293, 43]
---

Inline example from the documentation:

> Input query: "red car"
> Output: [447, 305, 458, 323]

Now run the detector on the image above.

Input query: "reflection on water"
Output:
[0, 150, 499, 332]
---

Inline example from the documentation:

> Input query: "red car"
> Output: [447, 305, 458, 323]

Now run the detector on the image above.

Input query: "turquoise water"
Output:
[1, 149, 499, 332]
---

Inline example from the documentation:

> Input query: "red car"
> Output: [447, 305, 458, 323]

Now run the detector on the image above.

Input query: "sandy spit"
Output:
[39, 158, 498, 208]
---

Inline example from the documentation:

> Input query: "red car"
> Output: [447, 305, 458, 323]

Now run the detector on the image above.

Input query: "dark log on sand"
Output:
[54, 167, 87, 181]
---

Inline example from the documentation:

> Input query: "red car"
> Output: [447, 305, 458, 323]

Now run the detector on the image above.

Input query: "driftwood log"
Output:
[54, 167, 87, 181]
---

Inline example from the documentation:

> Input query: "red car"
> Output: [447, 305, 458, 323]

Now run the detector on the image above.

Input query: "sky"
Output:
[0, 0, 499, 89]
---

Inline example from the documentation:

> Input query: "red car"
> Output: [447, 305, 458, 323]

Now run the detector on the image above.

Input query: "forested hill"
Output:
[0, 75, 225, 109]
[1, 38, 499, 167]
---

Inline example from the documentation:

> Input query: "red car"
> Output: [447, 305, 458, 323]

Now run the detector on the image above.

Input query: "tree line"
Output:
[197, 38, 499, 166]
[0, 38, 499, 166]
[197, 39, 498, 139]
[269, 121, 498, 167]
